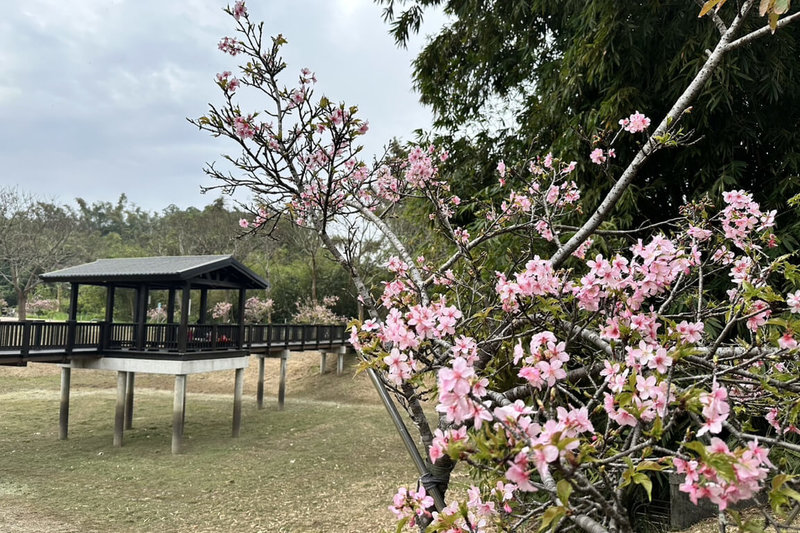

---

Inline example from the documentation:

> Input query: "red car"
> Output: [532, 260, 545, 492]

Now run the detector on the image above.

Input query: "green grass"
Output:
[0, 360, 419, 532]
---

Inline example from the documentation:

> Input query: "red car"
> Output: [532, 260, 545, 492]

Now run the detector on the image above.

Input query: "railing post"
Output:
[21, 322, 31, 357]
[212, 325, 218, 350]
[101, 322, 110, 352]
[66, 320, 77, 355]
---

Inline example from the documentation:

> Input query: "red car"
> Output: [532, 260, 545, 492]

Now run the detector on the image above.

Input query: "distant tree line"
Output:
[0, 187, 367, 323]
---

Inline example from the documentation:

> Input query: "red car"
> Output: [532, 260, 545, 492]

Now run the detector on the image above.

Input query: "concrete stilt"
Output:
[113, 371, 127, 447]
[337, 346, 347, 376]
[256, 356, 265, 409]
[124, 372, 135, 430]
[232, 367, 244, 437]
[172, 374, 187, 454]
[319, 352, 327, 374]
[278, 349, 289, 410]
[59, 367, 71, 440]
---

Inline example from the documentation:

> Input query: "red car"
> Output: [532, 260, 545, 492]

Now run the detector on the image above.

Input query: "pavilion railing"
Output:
[0, 321, 348, 359]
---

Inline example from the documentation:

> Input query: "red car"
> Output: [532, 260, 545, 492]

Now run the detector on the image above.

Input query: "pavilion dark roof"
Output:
[40, 255, 269, 290]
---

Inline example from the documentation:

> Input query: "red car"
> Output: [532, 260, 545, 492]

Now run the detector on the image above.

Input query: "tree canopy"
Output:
[378, 0, 800, 239]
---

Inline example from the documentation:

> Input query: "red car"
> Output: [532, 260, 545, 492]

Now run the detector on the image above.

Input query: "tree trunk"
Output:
[16, 290, 26, 321]
[310, 250, 318, 302]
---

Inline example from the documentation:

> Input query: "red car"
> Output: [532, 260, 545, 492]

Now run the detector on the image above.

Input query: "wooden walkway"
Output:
[0, 321, 349, 365]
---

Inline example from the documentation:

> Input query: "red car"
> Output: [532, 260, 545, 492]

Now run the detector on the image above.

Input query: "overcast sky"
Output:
[0, 0, 443, 212]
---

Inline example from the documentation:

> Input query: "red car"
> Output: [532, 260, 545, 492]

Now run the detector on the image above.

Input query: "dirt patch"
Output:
[0, 498, 93, 533]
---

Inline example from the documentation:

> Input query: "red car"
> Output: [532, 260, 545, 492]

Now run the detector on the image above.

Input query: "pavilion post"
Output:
[124, 372, 135, 430]
[134, 285, 149, 350]
[66, 283, 80, 354]
[178, 283, 190, 353]
[59, 366, 71, 440]
[232, 367, 244, 437]
[256, 355, 265, 409]
[167, 289, 176, 322]
[103, 286, 115, 350]
[319, 352, 327, 374]
[198, 289, 208, 324]
[113, 371, 127, 447]
[337, 345, 347, 375]
[172, 374, 187, 454]
[278, 349, 289, 410]
[166, 288, 176, 348]
[237, 288, 246, 349]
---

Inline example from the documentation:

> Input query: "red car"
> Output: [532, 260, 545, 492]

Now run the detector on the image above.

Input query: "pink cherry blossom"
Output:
[589, 148, 606, 165]
[619, 111, 651, 133]
[787, 290, 800, 313]
[233, 0, 247, 20]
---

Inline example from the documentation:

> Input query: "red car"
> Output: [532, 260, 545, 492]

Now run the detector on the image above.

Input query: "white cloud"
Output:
[0, 0, 445, 211]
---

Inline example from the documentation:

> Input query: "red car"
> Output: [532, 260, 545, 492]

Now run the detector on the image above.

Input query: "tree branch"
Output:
[549, 0, 755, 268]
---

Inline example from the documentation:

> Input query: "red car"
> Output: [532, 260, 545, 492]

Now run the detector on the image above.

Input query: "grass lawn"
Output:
[0, 352, 419, 532]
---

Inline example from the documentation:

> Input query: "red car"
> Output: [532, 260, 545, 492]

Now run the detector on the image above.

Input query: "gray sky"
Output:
[0, 0, 442, 212]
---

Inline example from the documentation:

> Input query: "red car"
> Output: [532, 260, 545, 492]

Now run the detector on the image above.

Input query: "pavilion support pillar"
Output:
[172, 374, 187, 454]
[59, 366, 71, 440]
[67, 283, 80, 355]
[237, 287, 246, 349]
[124, 372, 135, 430]
[113, 371, 127, 447]
[256, 356, 265, 409]
[319, 352, 327, 374]
[103, 286, 115, 350]
[134, 285, 148, 350]
[178, 283, 190, 353]
[198, 289, 208, 324]
[337, 345, 347, 376]
[232, 367, 244, 437]
[278, 349, 289, 410]
[166, 289, 176, 323]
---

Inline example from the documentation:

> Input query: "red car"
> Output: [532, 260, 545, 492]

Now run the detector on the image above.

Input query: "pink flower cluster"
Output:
[494, 402, 593, 490]
[495, 257, 560, 312]
[232, 0, 247, 20]
[589, 148, 615, 165]
[787, 290, 800, 313]
[619, 111, 651, 133]
[602, 369, 672, 428]
[216, 71, 240, 92]
[218, 36, 243, 56]
[720, 190, 775, 249]
[436, 357, 490, 427]
[674, 439, 771, 510]
[696, 381, 729, 436]
[427, 485, 501, 532]
[576, 235, 694, 313]
[388, 486, 435, 527]
[515, 331, 569, 390]
[233, 115, 255, 139]
[429, 426, 468, 463]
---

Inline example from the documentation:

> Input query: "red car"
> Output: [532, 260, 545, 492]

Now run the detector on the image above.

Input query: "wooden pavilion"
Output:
[0, 255, 348, 453]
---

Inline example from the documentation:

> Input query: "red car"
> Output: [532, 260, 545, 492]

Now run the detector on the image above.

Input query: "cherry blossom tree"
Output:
[193, 2, 800, 531]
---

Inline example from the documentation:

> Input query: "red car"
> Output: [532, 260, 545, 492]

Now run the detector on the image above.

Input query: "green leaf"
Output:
[395, 516, 409, 533]
[683, 440, 708, 460]
[636, 461, 665, 472]
[557, 479, 573, 505]
[539, 506, 566, 533]
[633, 472, 653, 501]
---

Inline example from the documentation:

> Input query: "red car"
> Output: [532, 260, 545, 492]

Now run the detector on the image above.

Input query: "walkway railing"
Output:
[0, 321, 348, 360]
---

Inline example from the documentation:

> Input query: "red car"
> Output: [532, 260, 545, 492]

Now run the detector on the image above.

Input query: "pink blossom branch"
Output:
[549, 0, 755, 268]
